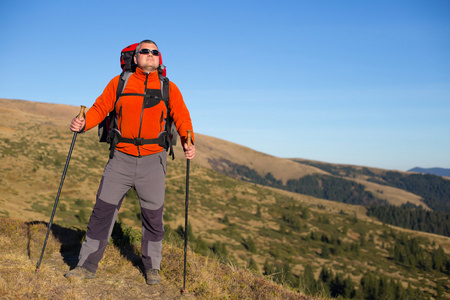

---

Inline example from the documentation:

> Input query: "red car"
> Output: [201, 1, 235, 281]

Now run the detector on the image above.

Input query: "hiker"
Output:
[64, 39, 195, 285]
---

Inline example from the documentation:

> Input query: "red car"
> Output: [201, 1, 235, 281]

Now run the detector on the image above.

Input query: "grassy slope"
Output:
[0, 218, 308, 299]
[0, 99, 311, 299]
[1, 98, 449, 299]
[175, 131, 428, 210]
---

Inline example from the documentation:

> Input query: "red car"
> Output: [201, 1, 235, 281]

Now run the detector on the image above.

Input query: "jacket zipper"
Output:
[136, 73, 149, 157]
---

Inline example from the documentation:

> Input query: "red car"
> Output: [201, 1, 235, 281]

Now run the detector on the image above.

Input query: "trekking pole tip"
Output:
[181, 289, 187, 295]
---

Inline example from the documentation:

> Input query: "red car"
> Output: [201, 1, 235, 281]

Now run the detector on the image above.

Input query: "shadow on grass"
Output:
[26, 220, 146, 275]
[26, 221, 85, 270]
[110, 221, 146, 276]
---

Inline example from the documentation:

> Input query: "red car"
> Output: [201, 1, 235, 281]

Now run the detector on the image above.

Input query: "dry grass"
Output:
[0, 218, 315, 300]
[0, 218, 184, 299]
[351, 178, 426, 208]
[162, 243, 314, 299]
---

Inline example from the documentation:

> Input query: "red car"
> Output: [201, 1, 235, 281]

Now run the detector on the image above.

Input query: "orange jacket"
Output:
[84, 67, 194, 157]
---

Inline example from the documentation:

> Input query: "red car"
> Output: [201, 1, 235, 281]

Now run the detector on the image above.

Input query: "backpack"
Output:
[98, 43, 178, 159]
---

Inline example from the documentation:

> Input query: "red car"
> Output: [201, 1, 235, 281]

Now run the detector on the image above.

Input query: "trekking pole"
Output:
[35, 105, 86, 275]
[181, 130, 192, 295]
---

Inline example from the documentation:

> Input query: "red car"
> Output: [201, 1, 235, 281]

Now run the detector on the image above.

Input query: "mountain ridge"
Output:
[408, 167, 450, 178]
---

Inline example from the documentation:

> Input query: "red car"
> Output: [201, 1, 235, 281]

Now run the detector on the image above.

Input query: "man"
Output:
[65, 40, 195, 285]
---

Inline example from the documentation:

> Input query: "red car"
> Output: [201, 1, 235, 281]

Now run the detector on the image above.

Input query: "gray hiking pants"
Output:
[77, 150, 167, 273]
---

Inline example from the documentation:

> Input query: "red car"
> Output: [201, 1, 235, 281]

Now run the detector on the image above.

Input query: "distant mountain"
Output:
[408, 167, 450, 177]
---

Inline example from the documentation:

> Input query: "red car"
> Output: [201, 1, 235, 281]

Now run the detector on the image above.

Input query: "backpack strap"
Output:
[117, 136, 166, 146]
[108, 71, 133, 158]
[160, 75, 175, 160]
[116, 71, 133, 102]
[109, 70, 133, 132]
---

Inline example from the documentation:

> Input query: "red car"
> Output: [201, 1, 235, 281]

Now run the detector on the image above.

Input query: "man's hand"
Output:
[70, 116, 86, 132]
[183, 143, 196, 160]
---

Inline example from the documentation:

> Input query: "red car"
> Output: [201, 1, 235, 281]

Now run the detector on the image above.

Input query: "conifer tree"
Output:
[300, 264, 317, 296]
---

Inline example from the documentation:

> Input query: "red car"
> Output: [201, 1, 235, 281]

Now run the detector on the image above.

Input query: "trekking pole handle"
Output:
[78, 105, 86, 119]
[187, 130, 192, 148]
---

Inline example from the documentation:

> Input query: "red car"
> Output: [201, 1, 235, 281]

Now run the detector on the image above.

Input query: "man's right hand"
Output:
[70, 116, 86, 132]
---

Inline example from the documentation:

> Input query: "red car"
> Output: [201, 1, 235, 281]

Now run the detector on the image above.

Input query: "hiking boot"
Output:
[146, 269, 161, 285]
[64, 266, 95, 279]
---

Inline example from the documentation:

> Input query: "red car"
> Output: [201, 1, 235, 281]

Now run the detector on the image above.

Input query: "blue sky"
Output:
[1, 0, 449, 171]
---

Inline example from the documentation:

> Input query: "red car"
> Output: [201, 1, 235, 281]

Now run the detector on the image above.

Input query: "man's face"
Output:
[134, 42, 160, 73]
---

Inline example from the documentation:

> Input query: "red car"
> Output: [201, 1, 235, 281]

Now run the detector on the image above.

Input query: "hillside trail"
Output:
[37, 253, 195, 300]
[0, 219, 197, 300]
[37, 260, 193, 300]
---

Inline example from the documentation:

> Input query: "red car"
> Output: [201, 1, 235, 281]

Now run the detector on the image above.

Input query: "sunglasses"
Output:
[137, 49, 160, 56]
